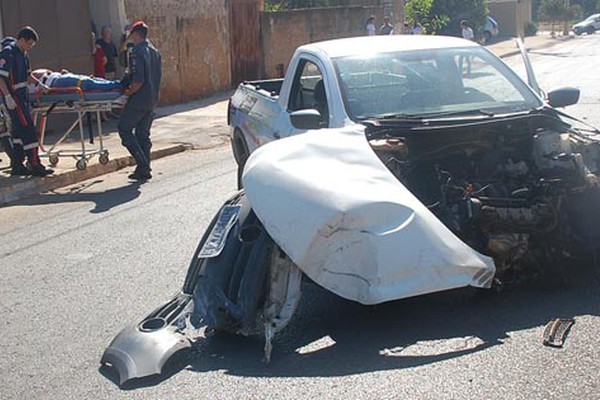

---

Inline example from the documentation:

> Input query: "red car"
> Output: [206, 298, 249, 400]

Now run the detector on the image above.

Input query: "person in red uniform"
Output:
[93, 43, 107, 78]
[0, 26, 53, 176]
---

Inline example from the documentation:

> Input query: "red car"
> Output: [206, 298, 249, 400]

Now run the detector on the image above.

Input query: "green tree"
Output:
[539, 0, 569, 21]
[539, 0, 579, 33]
[404, 0, 449, 33]
[429, 0, 488, 37]
[570, 0, 600, 17]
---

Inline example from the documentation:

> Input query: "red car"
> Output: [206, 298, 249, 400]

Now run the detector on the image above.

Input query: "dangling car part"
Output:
[102, 35, 600, 384]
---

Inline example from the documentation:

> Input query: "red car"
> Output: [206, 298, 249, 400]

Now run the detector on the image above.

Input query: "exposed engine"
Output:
[368, 114, 600, 282]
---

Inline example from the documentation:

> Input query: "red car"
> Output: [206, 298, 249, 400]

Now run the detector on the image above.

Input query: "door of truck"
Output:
[271, 54, 331, 140]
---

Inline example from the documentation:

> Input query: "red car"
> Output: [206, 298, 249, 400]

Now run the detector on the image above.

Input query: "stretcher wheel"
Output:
[76, 159, 87, 171]
[49, 154, 59, 166]
[99, 153, 109, 165]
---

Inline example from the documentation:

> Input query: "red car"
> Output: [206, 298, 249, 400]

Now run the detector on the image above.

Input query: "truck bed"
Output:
[242, 78, 284, 97]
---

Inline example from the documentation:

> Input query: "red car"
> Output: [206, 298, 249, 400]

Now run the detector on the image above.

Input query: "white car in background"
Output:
[572, 14, 600, 35]
[483, 15, 499, 43]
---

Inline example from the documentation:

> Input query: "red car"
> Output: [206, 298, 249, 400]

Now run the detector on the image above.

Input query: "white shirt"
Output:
[366, 23, 376, 36]
[462, 27, 474, 41]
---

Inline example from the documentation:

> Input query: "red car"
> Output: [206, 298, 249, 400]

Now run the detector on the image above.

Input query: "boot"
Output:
[125, 142, 150, 176]
[10, 163, 32, 176]
[12, 143, 24, 166]
[26, 147, 54, 177]
[128, 168, 152, 181]
[9, 143, 29, 176]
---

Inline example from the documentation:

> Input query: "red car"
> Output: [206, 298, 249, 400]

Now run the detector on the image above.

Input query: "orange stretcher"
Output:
[30, 86, 125, 170]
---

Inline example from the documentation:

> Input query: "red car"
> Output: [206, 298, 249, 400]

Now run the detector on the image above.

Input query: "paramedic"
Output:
[118, 21, 162, 181]
[0, 26, 53, 177]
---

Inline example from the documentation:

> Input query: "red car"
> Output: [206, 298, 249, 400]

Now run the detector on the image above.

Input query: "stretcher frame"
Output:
[30, 87, 124, 170]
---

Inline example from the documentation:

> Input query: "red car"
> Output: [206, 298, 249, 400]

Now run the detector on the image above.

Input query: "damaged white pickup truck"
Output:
[101, 35, 600, 384]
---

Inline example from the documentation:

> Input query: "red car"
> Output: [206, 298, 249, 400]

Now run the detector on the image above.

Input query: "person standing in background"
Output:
[92, 34, 107, 79]
[460, 20, 475, 75]
[96, 26, 118, 80]
[461, 20, 475, 42]
[366, 15, 376, 36]
[379, 16, 394, 35]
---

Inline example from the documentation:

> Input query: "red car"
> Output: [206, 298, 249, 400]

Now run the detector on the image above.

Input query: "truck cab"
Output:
[228, 44, 356, 186]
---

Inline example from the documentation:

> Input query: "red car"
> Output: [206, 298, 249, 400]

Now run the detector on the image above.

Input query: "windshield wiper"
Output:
[378, 113, 423, 120]
[419, 109, 496, 119]
[372, 108, 537, 123]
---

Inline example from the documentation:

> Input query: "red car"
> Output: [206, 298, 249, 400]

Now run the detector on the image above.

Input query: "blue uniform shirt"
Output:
[0, 39, 31, 103]
[128, 40, 162, 111]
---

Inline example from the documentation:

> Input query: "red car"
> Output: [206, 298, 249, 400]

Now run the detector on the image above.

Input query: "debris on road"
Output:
[542, 318, 575, 348]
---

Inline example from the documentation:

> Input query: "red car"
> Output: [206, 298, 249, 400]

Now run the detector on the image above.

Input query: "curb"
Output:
[0, 143, 190, 205]
[493, 35, 574, 59]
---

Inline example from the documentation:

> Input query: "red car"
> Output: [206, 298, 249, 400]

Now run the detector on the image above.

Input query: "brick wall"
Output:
[260, 6, 384, 79]
[124, 0, 231, 104]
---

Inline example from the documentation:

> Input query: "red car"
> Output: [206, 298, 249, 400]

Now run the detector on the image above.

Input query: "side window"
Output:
[288, 59, 329, 126]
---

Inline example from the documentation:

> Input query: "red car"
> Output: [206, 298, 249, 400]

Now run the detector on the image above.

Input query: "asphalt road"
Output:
[2, 36, 600, 400]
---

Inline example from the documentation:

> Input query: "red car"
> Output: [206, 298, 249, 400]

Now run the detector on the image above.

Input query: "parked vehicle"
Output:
[572, 13, 600, 35]
[483, 15, 499, 43]
[102, 35, 600, 384]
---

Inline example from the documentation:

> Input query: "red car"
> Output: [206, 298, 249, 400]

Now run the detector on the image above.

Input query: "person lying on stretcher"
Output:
[30, 68, 124, 92]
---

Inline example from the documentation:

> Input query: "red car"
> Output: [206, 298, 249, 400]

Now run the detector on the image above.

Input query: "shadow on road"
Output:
[11, 179, 142, 213]
[186, 278, 599, 378]
[107, 264, 600, 390]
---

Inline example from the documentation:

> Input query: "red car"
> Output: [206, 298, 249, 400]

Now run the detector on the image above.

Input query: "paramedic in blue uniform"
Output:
[118, 21, 162, 181]
[0, 26, 53, 176]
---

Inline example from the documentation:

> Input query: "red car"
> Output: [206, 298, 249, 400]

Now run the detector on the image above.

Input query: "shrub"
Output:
[524, 21, 538, 36]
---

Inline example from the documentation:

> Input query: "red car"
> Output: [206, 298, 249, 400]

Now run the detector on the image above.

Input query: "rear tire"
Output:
[483, 31, 492, 44]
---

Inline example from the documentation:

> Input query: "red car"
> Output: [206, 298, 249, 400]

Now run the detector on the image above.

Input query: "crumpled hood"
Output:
[243, 126, 495, 305]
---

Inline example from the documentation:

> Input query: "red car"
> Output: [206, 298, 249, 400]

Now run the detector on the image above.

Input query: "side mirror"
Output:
[547, 87, 580, 108]
[290, 109, 322, 130]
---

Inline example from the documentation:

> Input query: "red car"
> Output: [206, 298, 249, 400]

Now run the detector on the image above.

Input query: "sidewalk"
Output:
[0, 32, 572, 205]
[0, 91, 232, 204]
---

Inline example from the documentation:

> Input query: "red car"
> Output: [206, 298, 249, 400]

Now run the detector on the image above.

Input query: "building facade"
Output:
[489, 0, 533, 37]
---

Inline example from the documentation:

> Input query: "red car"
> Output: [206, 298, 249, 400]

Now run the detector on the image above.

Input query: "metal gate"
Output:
[229, 0, 261, 86]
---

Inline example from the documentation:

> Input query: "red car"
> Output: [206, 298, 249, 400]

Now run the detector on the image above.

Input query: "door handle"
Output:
[273, 132, 281, 139]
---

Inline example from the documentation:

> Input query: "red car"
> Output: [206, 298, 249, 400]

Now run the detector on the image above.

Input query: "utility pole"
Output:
[394, 0, 405, 26]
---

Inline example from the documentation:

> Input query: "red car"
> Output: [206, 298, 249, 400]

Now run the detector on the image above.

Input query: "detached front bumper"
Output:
[101, 293, 193, 385]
